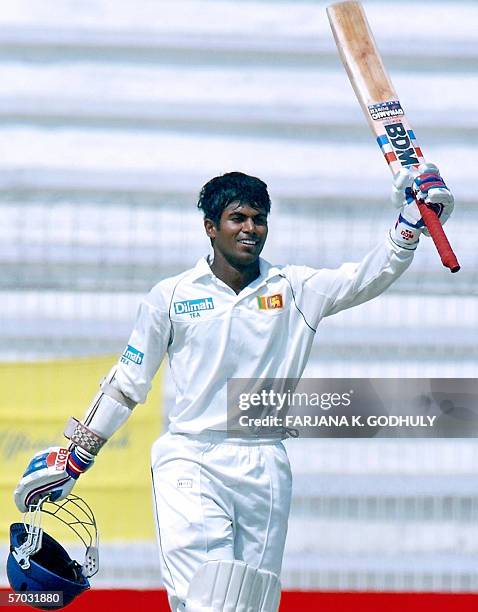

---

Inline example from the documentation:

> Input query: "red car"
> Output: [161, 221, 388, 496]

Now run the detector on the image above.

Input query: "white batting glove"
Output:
[14, 446, 94, 512]
[390, 163, 454, 248]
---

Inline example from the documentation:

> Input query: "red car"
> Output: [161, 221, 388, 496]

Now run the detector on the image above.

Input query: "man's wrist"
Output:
[389, 225, 420, 250]
[66, 446, 94, 479]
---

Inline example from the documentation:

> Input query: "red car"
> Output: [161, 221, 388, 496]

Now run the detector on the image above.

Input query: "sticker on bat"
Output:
[377, 123, 423, 168]
[368, 100, 404, 121]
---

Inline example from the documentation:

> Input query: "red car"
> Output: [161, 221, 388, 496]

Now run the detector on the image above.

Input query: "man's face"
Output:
[205, 201, 268, 267]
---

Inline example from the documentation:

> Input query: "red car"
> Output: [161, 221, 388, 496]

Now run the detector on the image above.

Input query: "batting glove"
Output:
[14, 446, 94, 513]
[391, 163, 454, 248]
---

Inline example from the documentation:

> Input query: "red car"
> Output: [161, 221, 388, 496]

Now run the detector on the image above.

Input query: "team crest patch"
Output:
[121, 345, 144, 365]
[257, 293, 283, 310]
[174, 297, 214, 315]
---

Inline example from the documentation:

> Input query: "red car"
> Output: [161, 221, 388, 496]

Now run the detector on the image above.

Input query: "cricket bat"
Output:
[327, 0, 460, 272]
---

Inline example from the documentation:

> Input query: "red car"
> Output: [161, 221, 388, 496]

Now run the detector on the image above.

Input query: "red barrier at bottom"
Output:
[2, 589, 478, 611]
[281, 591, 478, 611]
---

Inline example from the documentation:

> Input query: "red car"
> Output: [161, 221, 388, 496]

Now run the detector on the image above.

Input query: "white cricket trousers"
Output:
[151, 431, 292, 611]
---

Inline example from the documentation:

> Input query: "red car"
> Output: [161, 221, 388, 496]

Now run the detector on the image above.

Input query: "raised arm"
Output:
[288, 164, 454, 325]
[325, 163, 454, 316]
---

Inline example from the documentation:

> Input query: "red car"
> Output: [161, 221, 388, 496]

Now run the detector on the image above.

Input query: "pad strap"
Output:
[64, 417, 107, 456]
[101, 381, 137, 411]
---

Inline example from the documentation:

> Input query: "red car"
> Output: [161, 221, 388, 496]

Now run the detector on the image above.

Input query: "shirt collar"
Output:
[258, 258, 283, 283]
[190, 256, 282, 285]
[189, 256, 215, 281]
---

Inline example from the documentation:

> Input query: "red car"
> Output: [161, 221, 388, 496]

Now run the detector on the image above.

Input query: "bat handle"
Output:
[415, 199, 460, 273]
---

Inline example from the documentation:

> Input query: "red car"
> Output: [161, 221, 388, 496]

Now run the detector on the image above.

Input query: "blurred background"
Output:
[1, 0, 478, 601]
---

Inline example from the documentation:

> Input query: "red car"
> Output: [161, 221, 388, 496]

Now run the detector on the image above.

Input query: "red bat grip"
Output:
[416, 200, 460, 273]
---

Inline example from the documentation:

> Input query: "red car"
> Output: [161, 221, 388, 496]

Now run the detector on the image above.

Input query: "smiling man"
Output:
[15, 169, 454, 611]
[201, 172, 270, 293]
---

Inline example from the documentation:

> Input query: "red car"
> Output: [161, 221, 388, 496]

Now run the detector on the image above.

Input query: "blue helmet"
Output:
[7, 495, 99, 610]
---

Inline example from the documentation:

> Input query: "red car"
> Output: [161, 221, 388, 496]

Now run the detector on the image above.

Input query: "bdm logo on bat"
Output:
[383, 123, 420, 167]
[174, 297, 215, 315]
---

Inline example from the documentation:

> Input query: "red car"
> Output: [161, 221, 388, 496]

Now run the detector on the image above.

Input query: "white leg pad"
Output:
[185, 560, 280, 612]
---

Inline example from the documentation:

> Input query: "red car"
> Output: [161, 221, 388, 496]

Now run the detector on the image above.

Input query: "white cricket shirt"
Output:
[115, 234, 413, 434]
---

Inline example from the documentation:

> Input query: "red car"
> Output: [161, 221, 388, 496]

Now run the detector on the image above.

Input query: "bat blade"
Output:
[327, 1, 396, 113]
[327, 0, 459, 272]
[327, 1, 424, 175]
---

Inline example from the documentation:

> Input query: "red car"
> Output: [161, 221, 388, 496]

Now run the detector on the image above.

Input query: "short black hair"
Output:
[197, 171, 271, 225]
